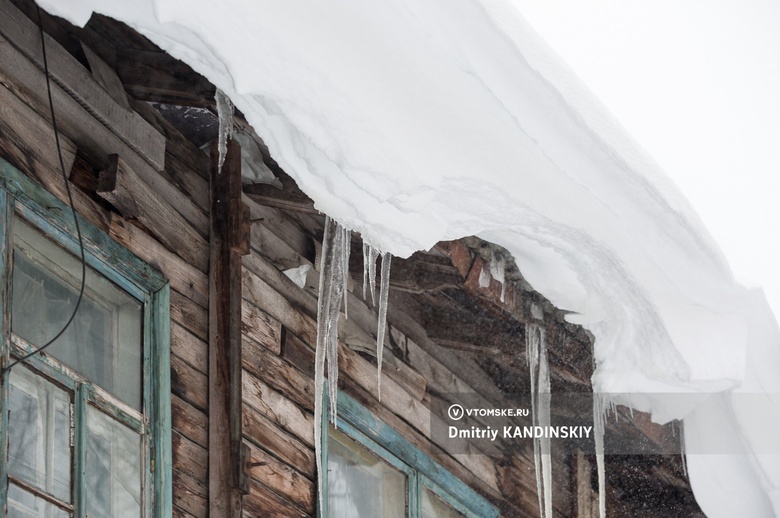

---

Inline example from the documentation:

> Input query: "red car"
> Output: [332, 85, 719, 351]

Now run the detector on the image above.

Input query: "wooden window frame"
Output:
[320, 391, 498, 518]
[0, 157, 172, 517]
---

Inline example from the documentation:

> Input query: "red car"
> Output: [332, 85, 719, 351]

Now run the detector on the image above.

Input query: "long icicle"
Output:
[342, 226, 351, 319]
[528, 324, 553, 517]
[538, 327, 553, 518]
[527, 324, 543, 518]
[314, 217, 346, 514]
[594, 393, 607, 518]
[376, 252, 392, 400]
[362, 242, 370, 301]
[368, 245, 379, 306]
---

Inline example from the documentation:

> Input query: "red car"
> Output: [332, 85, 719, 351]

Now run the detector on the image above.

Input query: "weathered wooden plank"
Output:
[242, 408, 315, 479]
[242, 370, 314, 447]
[172, 470, 208, 518]
[245, 441, 315, 513]
[163, 149, 210, 213]
[171, 288, 208, 341]
[171, 322, 207, 374]
[172, 429, 207, 483]
[115, 48, 216, 108]
[80, 41, 131, 110]
[282, 331, 315, 379]
[0, 34, 209, 234]
[242, 301, 282, 354]
[244, 175, 318, 214]
[171, 353, 208, 412]
[172, 504, 200, 518]
[242, 333, 314, 411]
[241, 264, 317, 346]
[209, 138, 249, 516]
[0, 81, 111, 232]
[243, 195, 313, 260]
[97, 154, 208, 271]
[249, 219, 312, 271]
[0, 0, 166, 169]
[108, 215, 208, 308]
[243, 478, 309, 518]
[171, 394, 208, 448]
[388, 291, 510, 404]
[0, 79, 76, 171]
[574, 450, 594, 518]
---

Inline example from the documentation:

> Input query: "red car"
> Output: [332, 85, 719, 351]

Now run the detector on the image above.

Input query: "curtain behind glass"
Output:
[11, 218, 142, 410]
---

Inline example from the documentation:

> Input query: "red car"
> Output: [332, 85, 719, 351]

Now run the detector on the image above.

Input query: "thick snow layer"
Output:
[41, 0, 780, 515]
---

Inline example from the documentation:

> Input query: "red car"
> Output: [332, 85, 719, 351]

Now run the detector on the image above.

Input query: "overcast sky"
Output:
[512, 0, 780, 320]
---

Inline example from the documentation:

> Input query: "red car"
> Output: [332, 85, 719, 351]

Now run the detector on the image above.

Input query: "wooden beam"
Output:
[209, 139, 250, 517]
[241, 165, 319, 214]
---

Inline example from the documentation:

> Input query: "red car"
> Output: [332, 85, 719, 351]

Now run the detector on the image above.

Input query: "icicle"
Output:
[367, 245, 379, 306]
[375, 253, 392, 400]
[679, 420, 688, 480]
[314, 217, 347, 514]
[362, 242, 370, 301]
[215, 89, 234, 173]
[593, 394, 607, 518]
[489, 254, 507, 302]
[342, 226, 351, 319]
[527, 324, 552, 518]
[478, 262, 491, 288]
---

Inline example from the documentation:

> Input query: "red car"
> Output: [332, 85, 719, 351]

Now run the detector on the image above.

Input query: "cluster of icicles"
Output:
[527, 325, 608, 518]
[310, 220, 607, 518]
[314, 217, 391, 513]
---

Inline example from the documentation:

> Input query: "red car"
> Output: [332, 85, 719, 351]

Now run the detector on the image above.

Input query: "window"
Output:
[0, 158, 171, 517]
[321, 392, 498, 518]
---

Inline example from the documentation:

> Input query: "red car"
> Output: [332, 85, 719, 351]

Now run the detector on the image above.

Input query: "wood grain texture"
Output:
[0, 0, 165, 169]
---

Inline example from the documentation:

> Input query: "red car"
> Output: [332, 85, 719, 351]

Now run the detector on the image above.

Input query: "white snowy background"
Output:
[38, 0, 780, 516]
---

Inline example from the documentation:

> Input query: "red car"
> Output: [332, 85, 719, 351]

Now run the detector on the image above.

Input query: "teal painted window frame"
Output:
[0, 157, 172, 517]
[321, 390, 499, 518]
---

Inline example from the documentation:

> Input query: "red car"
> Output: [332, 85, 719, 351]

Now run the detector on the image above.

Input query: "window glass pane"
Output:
[327, 427, 406, 517]
[12, 218, 143, 410]
[422, 488, 466, 518]
[8, 366, 71, 503]
[86, 406, 142, 518]
[7, 484, 71, 518]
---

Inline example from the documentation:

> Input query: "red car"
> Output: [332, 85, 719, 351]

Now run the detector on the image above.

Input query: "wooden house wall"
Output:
[0, 3, 591, 516]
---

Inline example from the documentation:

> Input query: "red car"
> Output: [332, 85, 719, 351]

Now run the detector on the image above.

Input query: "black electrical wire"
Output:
[2, 6, 87, 374]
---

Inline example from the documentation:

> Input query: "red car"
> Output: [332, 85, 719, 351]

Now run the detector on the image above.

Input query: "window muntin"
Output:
[421, 487, 465, 518]
[7, 483, 70, 518]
